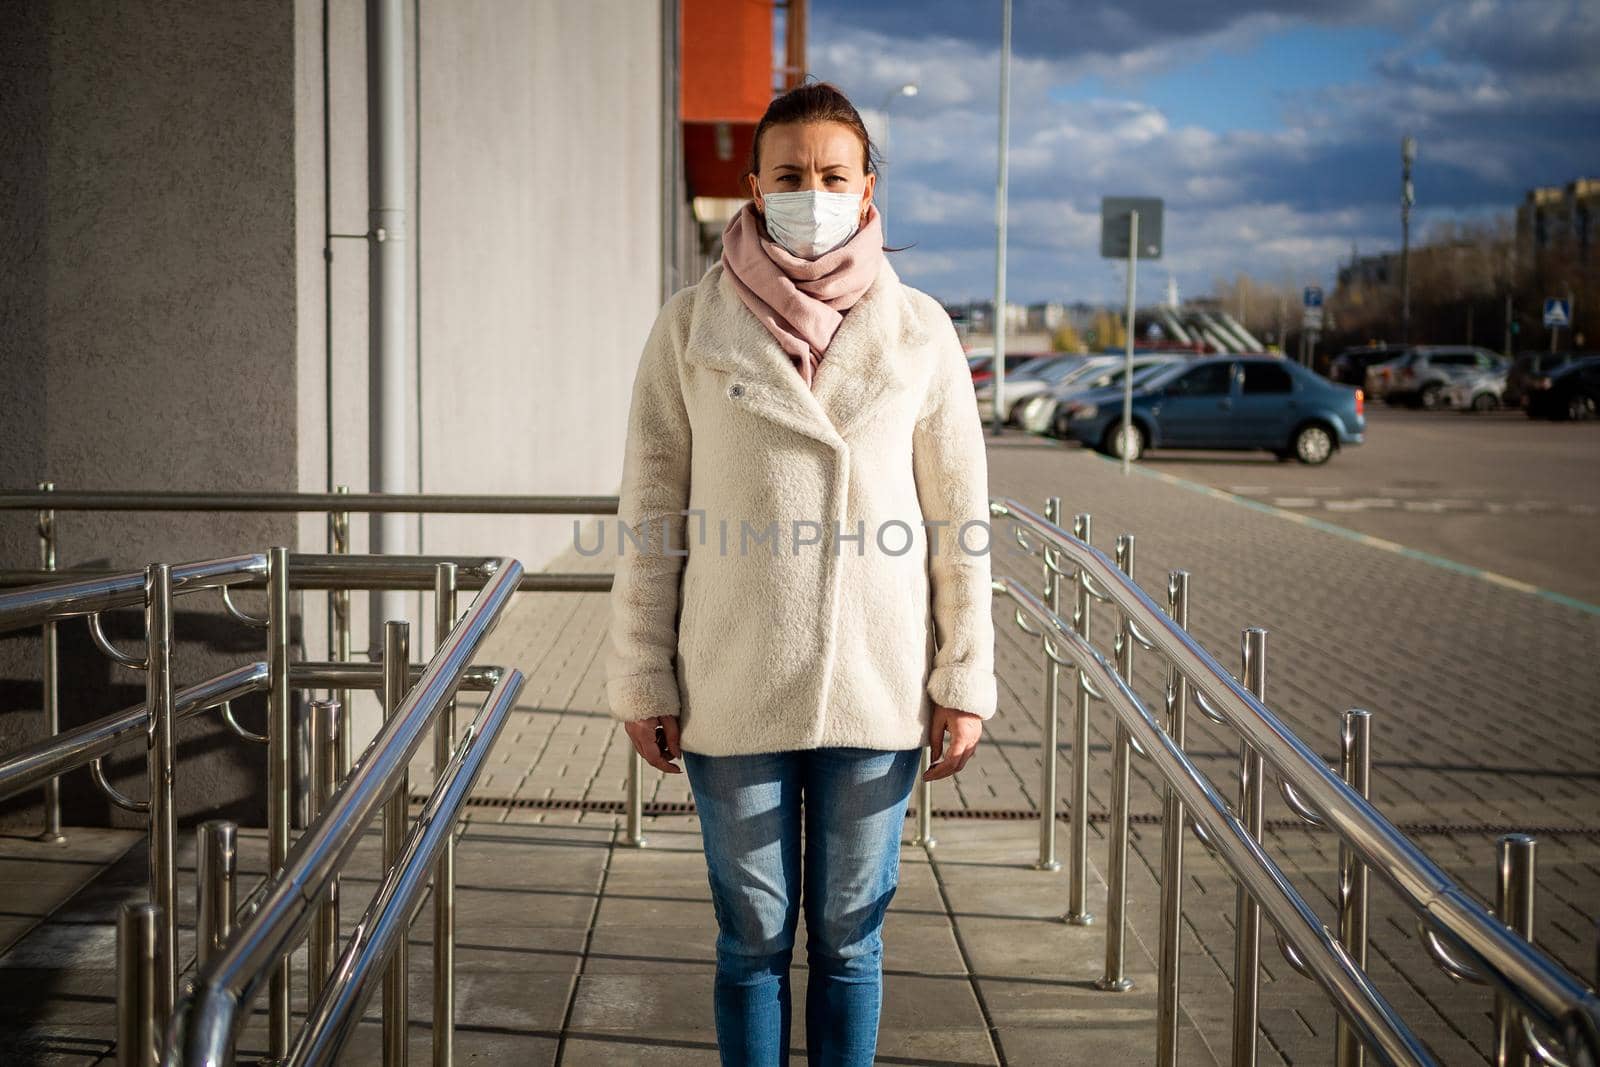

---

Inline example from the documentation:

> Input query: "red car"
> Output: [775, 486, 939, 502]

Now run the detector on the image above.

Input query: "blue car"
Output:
[1060, 356, 1365, 464]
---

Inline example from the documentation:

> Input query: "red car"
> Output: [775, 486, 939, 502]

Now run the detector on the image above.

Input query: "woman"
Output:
[605, 81, 997, 1065]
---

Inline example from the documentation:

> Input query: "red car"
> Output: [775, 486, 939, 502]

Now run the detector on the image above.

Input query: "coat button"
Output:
[728, 382, 744, 398]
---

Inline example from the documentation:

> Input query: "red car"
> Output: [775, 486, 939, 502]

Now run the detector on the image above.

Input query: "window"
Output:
[1241, 362, 1294, 394]
[1167, 362, 1234, 396]
[1432, 353, 1475, 367]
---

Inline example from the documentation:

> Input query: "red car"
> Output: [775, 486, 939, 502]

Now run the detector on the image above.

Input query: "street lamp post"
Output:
[879, 82, 918, 245]
[1400, 135, 1416, 344]
[991, 0, 1012, 436]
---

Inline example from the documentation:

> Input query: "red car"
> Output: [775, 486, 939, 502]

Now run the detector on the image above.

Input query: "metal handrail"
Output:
[163, 556, 524, 1066]
[0, 488, 620, 515]
[282, 670, 524, 1065]
[0, 664, 267, 802]
[0, 553, 267, 632]
[989, 496, 1600, 1062]
[0, 660, 505, 805]
[994, 574, 1435, 1063]
[0, 553, 609, 594]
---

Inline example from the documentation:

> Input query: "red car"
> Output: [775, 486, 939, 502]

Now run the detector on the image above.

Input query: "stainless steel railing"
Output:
[0, 487, 611, 844]
[164, 558, 526, 1066]
[987, 495, 1600, 1067]
[0, 543, 526, 1066]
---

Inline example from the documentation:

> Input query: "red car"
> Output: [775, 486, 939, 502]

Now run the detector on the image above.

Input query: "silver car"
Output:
[1444, 369, 1508, 412]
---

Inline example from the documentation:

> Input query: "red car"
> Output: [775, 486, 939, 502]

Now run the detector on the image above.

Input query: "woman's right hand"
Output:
[623, 715, 683, 774]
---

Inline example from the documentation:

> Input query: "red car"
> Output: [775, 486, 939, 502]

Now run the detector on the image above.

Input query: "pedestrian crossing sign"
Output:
[1543, 299, 1570, 328]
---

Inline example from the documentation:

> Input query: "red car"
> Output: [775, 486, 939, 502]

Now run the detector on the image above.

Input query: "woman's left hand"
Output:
[923, 702, 983, 781]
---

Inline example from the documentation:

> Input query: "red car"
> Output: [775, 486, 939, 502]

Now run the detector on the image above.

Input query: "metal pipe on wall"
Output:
[367, 0, 409, 647]
[660, 0, 681, 303]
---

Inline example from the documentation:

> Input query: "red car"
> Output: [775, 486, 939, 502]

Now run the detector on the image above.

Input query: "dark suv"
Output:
[1366, 345, 1506, 409]
[1328, 345, 1406, 386]
[1506, 350, 1579, 408]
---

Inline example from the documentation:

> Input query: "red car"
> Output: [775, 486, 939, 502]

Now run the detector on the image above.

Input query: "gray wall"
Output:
[0, 0, 301, 832]
[293, 0, 669, 746]
[2, 0, 677, 828]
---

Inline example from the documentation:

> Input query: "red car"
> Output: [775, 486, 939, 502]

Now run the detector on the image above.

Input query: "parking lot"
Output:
[1100, 404, 1600, 605]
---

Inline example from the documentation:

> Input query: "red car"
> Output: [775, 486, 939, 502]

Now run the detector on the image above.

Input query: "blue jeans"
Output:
[683, 745, 923, 1067]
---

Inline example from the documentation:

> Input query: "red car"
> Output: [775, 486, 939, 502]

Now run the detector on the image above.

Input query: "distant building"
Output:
[1025, 302, 1066, 332]
[1517, 177, 1597, 266]
[1339, 251, 1397, 290]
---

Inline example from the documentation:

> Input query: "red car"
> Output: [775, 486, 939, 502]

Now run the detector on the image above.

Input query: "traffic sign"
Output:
[1303, 286, 1323, 309]
[1543, 299, 1570, 328]
[1100, 197, 1164, 259]
[1302, 307, 1324, 330]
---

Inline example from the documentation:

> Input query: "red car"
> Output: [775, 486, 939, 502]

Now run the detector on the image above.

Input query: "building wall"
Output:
[0, 0, 301, 832]
[292, 0, 667, 745]
[1, 0, 673, 828]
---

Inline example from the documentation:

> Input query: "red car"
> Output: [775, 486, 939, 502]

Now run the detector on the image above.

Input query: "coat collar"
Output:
[684, 256, 930, 451]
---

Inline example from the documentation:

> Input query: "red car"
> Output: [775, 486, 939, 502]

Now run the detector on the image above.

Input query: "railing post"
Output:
[1156, 569, 1190, 1066]
[1495, 833, 1536, 1067]
[1063, 513, 1094, 925]
[117, 901, 161, 1067]
[145, 563, 177, 1027]
[433, 562, 458, 1067]
[1035, 496, 1063, 872]
[267, 545, 293, 1060]
[623, 748, 648, 848]
[196, 820, 237, 968]
[383, 619, 412, 1067]
[331, 484, 354, 777]
[1096, 534, 1136, 991]
[912, 748, 937, 848]
[1335, 707, 1372, 1067]
[36, 480, 65, 844]
[309, 698, 341, 998]
[1232, 627, 1268, 1067]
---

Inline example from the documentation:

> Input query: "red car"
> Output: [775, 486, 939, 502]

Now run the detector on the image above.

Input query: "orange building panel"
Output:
[681, 0, 773, 122]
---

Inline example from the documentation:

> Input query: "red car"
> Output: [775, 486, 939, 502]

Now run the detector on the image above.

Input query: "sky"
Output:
[804, 0, 1600, 307]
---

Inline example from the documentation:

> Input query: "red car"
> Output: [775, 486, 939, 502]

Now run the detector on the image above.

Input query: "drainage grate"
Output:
[418, 794, 1600, 838]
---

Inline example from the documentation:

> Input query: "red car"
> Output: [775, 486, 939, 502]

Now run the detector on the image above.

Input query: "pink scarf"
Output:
[720, 198, 886, 388]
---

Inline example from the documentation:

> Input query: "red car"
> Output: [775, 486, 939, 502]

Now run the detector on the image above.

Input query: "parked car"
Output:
[1060, 355, 1365, 464]
[1042, 356, 1187, 437]
[1524, 355, 1600, 420]
[1329, 345, 1407, 386]
[1506, 350, 1579, 408]
[969, 352, 1049, 386]
[1443, 370, 1508, 412]
[1014, 356, 1127, 432]
[974, 355, 1092, 422]
[1365, 345, 1506, 409]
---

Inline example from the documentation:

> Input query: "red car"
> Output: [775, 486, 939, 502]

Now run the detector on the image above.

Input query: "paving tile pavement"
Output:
[399, 434, 1598, 1063]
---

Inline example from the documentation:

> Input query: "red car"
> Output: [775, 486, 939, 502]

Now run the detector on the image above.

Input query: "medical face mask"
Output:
[759, 189, 864, 259]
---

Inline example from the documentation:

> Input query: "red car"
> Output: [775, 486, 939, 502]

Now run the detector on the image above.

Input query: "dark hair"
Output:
[745, 79, 913, 253]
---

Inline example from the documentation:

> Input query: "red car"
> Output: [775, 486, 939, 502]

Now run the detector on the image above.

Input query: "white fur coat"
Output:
[604, 256, 997, 756]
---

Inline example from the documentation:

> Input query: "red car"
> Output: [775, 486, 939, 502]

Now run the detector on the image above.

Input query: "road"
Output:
[1120, 405, 1600, 604]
